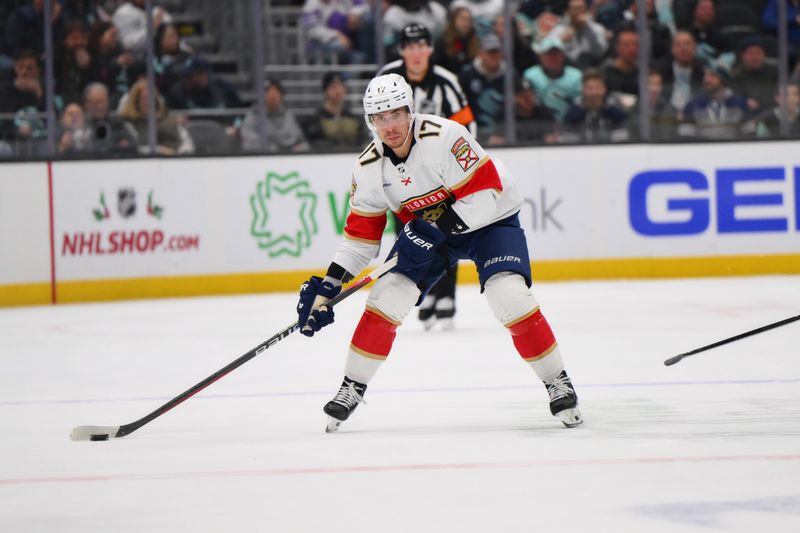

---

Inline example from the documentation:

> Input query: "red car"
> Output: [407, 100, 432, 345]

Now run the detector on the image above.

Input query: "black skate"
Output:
[544, 370, 583, 428]
[324, 377, 367, 433]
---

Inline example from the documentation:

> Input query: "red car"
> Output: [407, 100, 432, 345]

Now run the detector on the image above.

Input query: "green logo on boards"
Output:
[250, 171, 318, 258]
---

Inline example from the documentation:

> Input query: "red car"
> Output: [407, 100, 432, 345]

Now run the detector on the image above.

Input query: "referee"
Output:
[378, 23, 477, 330]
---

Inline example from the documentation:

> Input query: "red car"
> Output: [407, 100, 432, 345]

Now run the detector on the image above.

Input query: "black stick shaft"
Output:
[664, 314, 800, 366]
[111, 258, 397, 438]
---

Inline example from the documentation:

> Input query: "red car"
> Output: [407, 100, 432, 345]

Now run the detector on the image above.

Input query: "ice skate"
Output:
[418, 295, 437, 330]
[324, 377, 367, 433]
[544, 370, 583, 427]
[434, 297, 455, 331]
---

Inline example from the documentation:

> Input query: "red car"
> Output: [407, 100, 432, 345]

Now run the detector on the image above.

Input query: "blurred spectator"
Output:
[61, 0, 109, 28]
[384, 1, 448, 54]
[491, 14, 538, 73]
[655, 30, 705, 114]
[2, 0, 62, 69]
[755, 83, 800, 138]
[562, 69, 629, 143]
[57, 102, 92, 155]
[617, 0, 673, 62]
[112, 0, 171, 57]
[301, 0, 373, 64]
[55, 20, 93, 108]
[0, 50, 45, 142]
[153, 22, 193, 94]
[302, 72, 368, 148]
[241, 79, 309, 153]
[679, 64, 752, 140]
[488, 75, 557, 146]
[523, 35, 583, 122]
[528, 11, 562, 52]
[682, 0, 733, 66]
[118, 78, 194, 155]
[166, 57, 242, 110]
[602, 25, 639, 109]
[517, 0, 569, 20]
[459, 33, 506, 141]
[88, 21, 134, 105]
[449, 0, 504, 36]
[548, 0, 608, 69]
[731, 36, 778, 115]
[762, 0, 800, 64]
[82, 82, 137, 154]
[432, 6, 480, 74]
[378, 23, 477, 135]
[628, 69, 680, 141]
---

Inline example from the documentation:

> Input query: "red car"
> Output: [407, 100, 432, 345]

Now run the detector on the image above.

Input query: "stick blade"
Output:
[70, 425, 120, 442]
[663, 355, 684, 366]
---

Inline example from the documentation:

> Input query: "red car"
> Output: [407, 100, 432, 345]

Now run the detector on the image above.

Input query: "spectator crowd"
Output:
[2, 0, 799, 159]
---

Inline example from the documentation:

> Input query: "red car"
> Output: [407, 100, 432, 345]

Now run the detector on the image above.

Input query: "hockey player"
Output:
[295, 73, 582, 433]
[379, 22, 476, 330]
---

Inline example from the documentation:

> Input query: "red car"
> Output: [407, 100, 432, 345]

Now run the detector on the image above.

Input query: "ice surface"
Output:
[1, 275, 799, 532]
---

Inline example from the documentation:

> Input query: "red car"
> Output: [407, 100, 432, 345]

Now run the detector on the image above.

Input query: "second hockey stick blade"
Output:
[664, 314, 800, 366]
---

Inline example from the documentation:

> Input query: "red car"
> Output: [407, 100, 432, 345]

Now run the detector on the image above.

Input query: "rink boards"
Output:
[1, 141, 798, 306]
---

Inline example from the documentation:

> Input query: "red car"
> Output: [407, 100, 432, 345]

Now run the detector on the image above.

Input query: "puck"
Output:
[89, 434, 109, 441]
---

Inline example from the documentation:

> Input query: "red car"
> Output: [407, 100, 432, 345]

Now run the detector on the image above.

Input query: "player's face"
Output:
[371, 108, 412, 148]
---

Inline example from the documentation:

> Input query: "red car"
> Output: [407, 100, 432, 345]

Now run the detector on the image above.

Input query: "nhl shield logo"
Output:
[118, 188, 136, 218]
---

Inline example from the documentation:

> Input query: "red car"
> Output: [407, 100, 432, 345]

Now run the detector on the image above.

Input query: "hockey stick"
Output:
[70, 256, 399, 441]
[664, 314, 800, 367]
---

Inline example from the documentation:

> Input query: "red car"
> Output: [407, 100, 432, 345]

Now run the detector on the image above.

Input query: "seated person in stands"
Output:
[302, 72, 368, 149]
[458, 33, 507, 143]
[602, 25, 639, 111]
[301, 0, 373, 63]
[731, 36, 778, 116]
[679, 64, 753, 140]
[113, 0, 172, 58]
[0, 49, 45, 144]
[547, 0, 608, 70]
[88, 21, 135, 106]
[487, 75, 557, 146]
[54, 20, 93, 108]
[523, 35, 582, 122]
[655, 31, 706, 115]
[82, 82, 138, 154]
[682, 0, 733, 66]
[165, 57, 243, 110]
[118, 78, 195, 155]
[384, 0, 447, 61]
[57, 102, 92, 155]
[240, 79, 309, 153]
[153, 22, 194, 94]
[755, 83, 800, 138]
[628, 69, 681, 142]
[432, 6, 480, 75]
[562, 69, 629, 143]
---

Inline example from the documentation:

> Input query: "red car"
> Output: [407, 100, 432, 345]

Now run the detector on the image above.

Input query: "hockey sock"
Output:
[508, 309, 565, 383]
[344, 308, 399, 384]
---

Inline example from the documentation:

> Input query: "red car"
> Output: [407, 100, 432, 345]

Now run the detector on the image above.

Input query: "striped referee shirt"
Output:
[378, 60, 477, 137]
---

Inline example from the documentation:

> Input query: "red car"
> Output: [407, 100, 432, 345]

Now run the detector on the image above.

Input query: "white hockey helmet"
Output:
[363, 73, 415, 119]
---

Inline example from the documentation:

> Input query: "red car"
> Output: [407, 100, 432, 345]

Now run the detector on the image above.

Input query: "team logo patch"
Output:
[452, 139, 479, 171]
[402, 187, 453, 222]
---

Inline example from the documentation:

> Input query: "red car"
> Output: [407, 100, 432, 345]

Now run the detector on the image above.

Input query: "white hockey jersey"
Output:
[332, 113, 523, 277]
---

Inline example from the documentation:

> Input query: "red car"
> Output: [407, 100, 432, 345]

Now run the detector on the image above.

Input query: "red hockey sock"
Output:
[508, 309, 557, 361]
[350, 309, 399, 360]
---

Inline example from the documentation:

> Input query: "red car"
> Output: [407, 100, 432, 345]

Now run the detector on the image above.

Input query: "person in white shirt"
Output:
[295, 73, 583, 433]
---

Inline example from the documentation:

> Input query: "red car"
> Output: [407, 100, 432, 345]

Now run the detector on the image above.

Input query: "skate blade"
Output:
[557, 407, 583, 428]
[325, 416, 342, 433]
